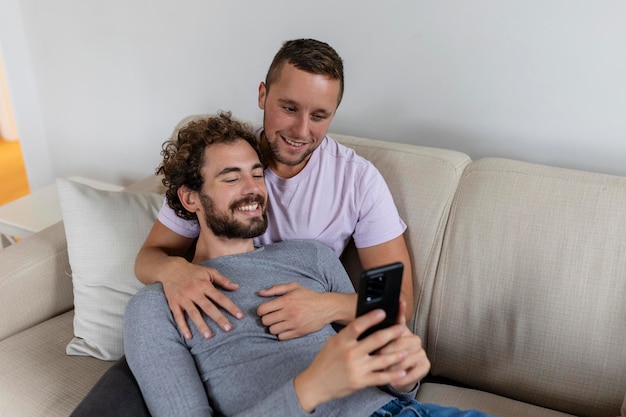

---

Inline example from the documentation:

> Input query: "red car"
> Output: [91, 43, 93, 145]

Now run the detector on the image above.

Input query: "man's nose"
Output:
[292, 115, 309, 138]
[242, 175, 262, 193]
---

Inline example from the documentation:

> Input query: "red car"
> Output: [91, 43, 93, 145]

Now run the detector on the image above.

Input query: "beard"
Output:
[199, 193, 268, 239]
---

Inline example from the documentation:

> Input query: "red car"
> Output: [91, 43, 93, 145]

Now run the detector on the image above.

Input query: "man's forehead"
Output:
[203, 140, 261, 172]
[272, 64, 341, 109]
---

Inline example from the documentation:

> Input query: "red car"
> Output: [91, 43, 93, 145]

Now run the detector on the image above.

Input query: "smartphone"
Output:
[355, 261, 403, 340]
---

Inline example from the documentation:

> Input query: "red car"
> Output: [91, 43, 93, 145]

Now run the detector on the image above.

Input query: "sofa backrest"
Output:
[428, 157, 626, 417]
[334, 134, 471, 342]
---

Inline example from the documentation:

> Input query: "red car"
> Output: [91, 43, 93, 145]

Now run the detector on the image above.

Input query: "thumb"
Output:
[207, 268, 239, 290]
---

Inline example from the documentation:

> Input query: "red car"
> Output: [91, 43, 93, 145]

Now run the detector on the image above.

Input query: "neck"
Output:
[192, 232, 256, 264]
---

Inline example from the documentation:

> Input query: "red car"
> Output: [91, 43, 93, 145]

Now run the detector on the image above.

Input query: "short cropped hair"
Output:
[265, 38, 344, 106]
[157, 111, 263, 221]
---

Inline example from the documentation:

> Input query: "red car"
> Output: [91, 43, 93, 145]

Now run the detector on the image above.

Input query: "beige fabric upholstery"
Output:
[428, 158, 626, 417]
[334, 133, 471, 343]
[416, 383, 575, 417]
[0, 311, 112, 417]
[2, 130, 623, 416]
[0, 222, 73, 341]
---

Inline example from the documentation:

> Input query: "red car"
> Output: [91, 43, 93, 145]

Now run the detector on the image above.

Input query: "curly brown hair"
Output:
[157, 111, 263, 221]
[265, 39, 344, 106]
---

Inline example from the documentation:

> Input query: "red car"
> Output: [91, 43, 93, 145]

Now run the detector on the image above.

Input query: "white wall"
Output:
[1, 0, 625, 188]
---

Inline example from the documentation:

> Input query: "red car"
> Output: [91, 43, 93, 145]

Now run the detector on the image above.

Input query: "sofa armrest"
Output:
[0, 221, 73, 341]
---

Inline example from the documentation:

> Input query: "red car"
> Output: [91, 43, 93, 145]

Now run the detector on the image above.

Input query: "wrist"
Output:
[325, 292, 357, 326]
[157, 256, 190, 284]
[294, 370, 326, 413]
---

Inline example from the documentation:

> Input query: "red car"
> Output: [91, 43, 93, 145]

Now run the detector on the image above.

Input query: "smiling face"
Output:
[195, 139, 268, 239]
[258, 62, 341, 178]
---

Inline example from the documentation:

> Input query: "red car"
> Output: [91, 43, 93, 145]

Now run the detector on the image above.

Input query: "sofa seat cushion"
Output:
[416, 383, 575, 417]
[0, 310, 113, 417]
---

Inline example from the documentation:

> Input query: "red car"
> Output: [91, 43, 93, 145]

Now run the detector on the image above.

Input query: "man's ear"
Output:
[177, 186, 199, 212]
[258, 82, 267, 110]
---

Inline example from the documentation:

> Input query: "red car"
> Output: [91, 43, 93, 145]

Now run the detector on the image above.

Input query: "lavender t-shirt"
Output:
[157, 127, 406, 255]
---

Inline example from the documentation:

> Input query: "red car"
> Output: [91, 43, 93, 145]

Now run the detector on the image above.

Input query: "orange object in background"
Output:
[0, 138, 30, 206]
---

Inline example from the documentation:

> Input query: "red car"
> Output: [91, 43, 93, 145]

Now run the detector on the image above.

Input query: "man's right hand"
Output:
[292, 310, 412, 413]
[162, 260, 244, 340]
[135, 220, 244, 340]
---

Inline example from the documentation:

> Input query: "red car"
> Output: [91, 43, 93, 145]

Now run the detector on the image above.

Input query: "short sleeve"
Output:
[156, 197, 200, 238]
[352, 165, 406, 249]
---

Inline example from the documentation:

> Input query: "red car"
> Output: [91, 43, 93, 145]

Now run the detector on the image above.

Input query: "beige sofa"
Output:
[1, 131, 625, 417]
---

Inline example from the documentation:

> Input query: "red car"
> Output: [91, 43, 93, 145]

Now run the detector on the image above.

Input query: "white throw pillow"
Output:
[57, 178, 163, 360]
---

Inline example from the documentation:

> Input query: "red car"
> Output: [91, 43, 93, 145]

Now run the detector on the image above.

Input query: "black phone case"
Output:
[355, 262, 403, 340]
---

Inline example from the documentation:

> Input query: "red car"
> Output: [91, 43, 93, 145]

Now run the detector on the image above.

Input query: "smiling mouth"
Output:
[283, 136, 306, 148]
[237, 203, 260, 212]
[232, 196, 265, 215]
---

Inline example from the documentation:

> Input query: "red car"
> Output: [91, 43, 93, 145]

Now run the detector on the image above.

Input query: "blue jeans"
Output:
[370, 398, 496, 417]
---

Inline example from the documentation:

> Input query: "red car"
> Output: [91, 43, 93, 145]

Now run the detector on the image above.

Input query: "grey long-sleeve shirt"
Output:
[124, 240, 416, 417]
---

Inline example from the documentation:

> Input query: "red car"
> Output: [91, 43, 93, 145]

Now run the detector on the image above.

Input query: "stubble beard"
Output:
[266, 135, 314, 167]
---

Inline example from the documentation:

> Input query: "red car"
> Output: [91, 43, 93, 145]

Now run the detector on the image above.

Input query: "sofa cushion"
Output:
[429, 158, 626, 417]
[0, 310, 113, 417]
[57, 178, 162, 360]
[415, 382, 575, 417]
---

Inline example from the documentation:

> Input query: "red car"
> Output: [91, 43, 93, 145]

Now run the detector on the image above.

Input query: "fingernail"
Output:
[223, 323, 232, 332]
[203, 331, 212, 339]
[236, 312, 244, 319]
[184, 332, 192, 340]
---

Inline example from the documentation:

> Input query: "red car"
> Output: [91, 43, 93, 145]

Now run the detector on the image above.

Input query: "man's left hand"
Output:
[257, 283, 336, 340]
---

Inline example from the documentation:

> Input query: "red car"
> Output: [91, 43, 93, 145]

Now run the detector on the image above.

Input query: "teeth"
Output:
[238, 203, 259, 212]
[285, 137, 304, 147]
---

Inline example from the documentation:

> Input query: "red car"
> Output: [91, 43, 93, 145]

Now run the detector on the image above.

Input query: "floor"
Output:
[0, 139, 30, 205]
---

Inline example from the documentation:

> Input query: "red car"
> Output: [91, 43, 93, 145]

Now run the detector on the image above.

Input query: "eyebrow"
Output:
[216, 163, 264, 177]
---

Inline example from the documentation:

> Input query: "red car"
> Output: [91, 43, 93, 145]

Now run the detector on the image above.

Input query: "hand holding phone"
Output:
[355, 262, 403, 340]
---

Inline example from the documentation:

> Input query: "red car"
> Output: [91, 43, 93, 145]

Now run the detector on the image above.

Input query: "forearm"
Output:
[357, 235, 414, 322]
[135, 246, 189, 285]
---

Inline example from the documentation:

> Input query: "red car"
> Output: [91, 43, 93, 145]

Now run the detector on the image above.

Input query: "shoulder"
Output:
[321, 135, 367, 162]
[127, 283, 168, 313]
[318, 136, 382, 180]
